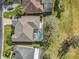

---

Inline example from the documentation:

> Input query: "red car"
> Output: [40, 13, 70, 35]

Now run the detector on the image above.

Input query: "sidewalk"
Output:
[3, 18, 12, 25]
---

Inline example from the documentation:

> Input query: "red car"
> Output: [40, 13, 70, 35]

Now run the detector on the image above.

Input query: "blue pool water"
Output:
[35, 30, 43, 41]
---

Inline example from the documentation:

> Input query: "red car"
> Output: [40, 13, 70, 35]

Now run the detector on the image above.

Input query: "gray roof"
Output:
[14, 46, 43, 59]
[12, 16, 40, 42]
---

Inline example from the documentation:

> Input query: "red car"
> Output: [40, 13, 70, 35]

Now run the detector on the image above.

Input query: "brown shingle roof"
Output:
[12, 16, 40, 42]
[22, 0, 44, 14]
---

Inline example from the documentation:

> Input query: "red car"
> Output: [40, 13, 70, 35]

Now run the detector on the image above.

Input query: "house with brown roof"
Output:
[12, 16, 43, 43]
[22, 0, 52, 14]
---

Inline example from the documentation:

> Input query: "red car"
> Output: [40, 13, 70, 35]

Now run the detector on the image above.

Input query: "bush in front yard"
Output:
[3, 25, 13, 58]
[3, 12, 12, 19]
[3, 11, 16, 19]
[3, 48, 11, 58]
[3, 4, 24, 19]
[14, 4, 24, 16]
[4, 0, 13, 5]
[6, 38, 13, 46]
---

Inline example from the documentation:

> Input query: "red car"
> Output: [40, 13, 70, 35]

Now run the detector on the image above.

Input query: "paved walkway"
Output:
[3, 18, 12, 25]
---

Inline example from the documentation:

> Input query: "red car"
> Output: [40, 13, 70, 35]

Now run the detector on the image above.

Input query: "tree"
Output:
[3, 48, 11, 57]
[3, 4, 24, 19]
[54, 0, 64, 18]
[58, 39, 71, 59]
[4, 0, 13, 5]
[71, 36, 79, 48]
[14, 4, 24, 16]
[58, 36, 79, 59]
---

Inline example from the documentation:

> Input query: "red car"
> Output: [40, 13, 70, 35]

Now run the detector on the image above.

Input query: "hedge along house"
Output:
[21, 0, 52, 14]
[12, 16, 43, 43]
[13, 46, 43, 59]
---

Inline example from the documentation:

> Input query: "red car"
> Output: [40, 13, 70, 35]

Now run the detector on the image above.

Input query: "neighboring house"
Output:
[13, 46, 43, 59]
[21, 0, 52, 14]
[12, 16, 43, 43]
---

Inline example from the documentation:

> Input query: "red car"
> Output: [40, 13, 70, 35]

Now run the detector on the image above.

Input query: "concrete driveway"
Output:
[3, 18, 12, 25]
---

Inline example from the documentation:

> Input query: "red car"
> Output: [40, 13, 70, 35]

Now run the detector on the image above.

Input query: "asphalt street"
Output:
[0, 0, 2, 59]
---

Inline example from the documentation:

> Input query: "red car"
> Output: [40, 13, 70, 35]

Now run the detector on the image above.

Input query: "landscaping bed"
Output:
[3, 4, 24, 19]
[3, 25, 13, 58]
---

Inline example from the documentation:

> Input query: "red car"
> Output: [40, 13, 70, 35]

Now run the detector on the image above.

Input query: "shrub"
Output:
[58, 36, 79, 59]
[3, 12, 12, 19]
[41, 16, 59, 50]
[4, 0, 13, 5]
[3, 48, 11, 58]
[14, 4, 24, 16]
[43, 54, 52, 59]
[71, 36, 79, 48]
[3, 4, 24, 19]
[6, 38, 13, 46]
[3, 25, 13, 58]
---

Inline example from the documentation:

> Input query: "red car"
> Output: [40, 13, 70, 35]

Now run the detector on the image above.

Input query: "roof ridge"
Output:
[31, 0, 44, 11]
[23, 23, 34, 41]
[12, 22, 23, 39]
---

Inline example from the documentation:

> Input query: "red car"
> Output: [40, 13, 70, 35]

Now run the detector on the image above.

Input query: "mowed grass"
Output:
[44, 0, 79, 59]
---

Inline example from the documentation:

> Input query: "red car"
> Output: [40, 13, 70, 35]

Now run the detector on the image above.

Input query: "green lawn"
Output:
[3, 25, 13, 58]
[3, 4, 24, 19]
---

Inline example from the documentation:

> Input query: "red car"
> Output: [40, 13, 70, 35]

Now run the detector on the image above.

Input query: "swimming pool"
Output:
[34, 30, 43, 41]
